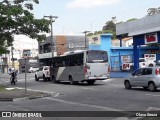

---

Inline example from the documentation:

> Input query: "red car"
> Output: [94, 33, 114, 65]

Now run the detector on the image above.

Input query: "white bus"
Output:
[50, 50, 110, 85]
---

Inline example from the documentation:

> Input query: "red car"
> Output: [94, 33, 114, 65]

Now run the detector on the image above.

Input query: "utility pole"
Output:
[11, 46, 15, 70]
[44, 15, 58, 57]
[82, 31, 90, 49]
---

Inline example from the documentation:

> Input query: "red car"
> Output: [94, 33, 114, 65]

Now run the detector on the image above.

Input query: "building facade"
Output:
[38, 35, 86, 66]
[116, 13, 160, 70]
[0, 35, 39, 73]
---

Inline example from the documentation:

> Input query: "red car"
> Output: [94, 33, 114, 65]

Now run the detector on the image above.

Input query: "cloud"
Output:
[66, 0, 120, 9]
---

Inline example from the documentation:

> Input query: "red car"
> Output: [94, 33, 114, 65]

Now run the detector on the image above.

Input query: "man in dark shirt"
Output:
[11, 71, 17, 85]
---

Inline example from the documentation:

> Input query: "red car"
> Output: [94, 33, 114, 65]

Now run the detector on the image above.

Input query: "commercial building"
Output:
[116, 13, 160, 70]
[0, 35, 39, 73]
[38, 12, 160, 72]
[38, 35, 86, 66]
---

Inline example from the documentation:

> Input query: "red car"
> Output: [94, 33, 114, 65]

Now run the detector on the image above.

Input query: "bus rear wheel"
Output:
[87, 80, 95, 85]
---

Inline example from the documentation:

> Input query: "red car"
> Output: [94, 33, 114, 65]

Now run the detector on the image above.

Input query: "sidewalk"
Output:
[0, 73, 51, 101]
[0, 88, 50, 101]
[110, 71, 131, 78]
[0, 73, 9, 77]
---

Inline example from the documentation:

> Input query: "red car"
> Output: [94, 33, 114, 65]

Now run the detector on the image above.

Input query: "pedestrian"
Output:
[10, 70, 16, 85]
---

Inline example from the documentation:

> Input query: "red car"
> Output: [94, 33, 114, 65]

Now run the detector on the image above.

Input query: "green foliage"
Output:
[94, 31, 102, 35]
[102, 20, 116, 39]
[102, 20, 116, 32]
[102, 30, 116, 40]
[87, 33, 94, 36]
[0, 0, 50, 54]
[0, 85, 6, 91]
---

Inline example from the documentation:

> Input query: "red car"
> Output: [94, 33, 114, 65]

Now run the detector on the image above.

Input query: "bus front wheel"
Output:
[87, 80, 95, 85]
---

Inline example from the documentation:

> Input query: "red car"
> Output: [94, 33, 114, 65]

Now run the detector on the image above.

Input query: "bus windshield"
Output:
[87, 51, 108, 63]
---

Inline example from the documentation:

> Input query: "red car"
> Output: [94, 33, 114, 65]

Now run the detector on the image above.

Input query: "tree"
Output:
[147, 8, 160, 16]
[87, 32, 93, 36]
[102, 21, 116, 32]
[94, 31, 102, 35]
[102, 20, 116, 39]
[0, 0, 50, 54]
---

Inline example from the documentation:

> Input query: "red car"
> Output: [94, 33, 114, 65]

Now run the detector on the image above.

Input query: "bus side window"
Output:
[73, 60, 77, 66]
[65, 59, 68, 66]
[52, 61, 56, 67]
[79, 58, 83, 66]
[62, 61, 65, 66]
[58, 61, 62, 67]
[49, 60, 52, 66]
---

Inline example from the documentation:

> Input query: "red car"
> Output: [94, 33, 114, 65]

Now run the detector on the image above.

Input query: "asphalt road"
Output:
[0, 73, 160, 120]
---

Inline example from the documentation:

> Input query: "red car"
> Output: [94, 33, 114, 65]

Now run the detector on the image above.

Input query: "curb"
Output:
[0, 98, 13, 101]
[0, 93, 51, 102]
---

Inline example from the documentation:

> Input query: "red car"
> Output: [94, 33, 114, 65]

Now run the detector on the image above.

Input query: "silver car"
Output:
[124, 67, 160, 92]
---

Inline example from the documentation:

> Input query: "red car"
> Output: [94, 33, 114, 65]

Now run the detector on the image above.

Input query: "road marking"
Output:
[13, 87, 56, 94]
[27, 89, 56, 94]
[82, 87, 98, 91]
[102, 79, 113, 82]
[146, 107, 160, 111]
[146, 94, 160, 97]
[43, 97, 123, 111]
[113, 118, 130, 120]
[54, 93, 60, 97]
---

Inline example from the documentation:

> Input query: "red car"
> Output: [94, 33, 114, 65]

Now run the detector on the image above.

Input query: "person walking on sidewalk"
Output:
[10, 70, 17, 85]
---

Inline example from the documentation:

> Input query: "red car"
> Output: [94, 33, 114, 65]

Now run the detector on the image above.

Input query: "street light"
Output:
[44, 15, 58, 57]
[82, 31, 90, 49]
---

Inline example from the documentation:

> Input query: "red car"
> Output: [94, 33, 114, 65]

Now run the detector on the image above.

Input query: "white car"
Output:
[139, 58, 155, 68]
[124, 67, 160, 92]
[122, 58, 156, 71]
[35, 66, 50, 81]
[28, 67, 39, 73]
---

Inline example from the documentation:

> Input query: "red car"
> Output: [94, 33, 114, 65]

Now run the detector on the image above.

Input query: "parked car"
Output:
[122, 58, 156, 71]
[124, 67, 160, 92]
[139, 58, 155, 68]
[35, 66, 50, 81]
[156, 60, 160, 66]
[28, 67, 39, 73]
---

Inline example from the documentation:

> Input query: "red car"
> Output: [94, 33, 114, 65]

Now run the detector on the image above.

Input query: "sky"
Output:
[30, 0, 160, 35]
[2, 0, 160, 55]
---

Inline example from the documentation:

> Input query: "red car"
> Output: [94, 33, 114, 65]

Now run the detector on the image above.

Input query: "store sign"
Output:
[23, 49, 31, 58]
[39, 52, 52, 59]
[121, 55, 131, 63]
[145, 33, 158, 44]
